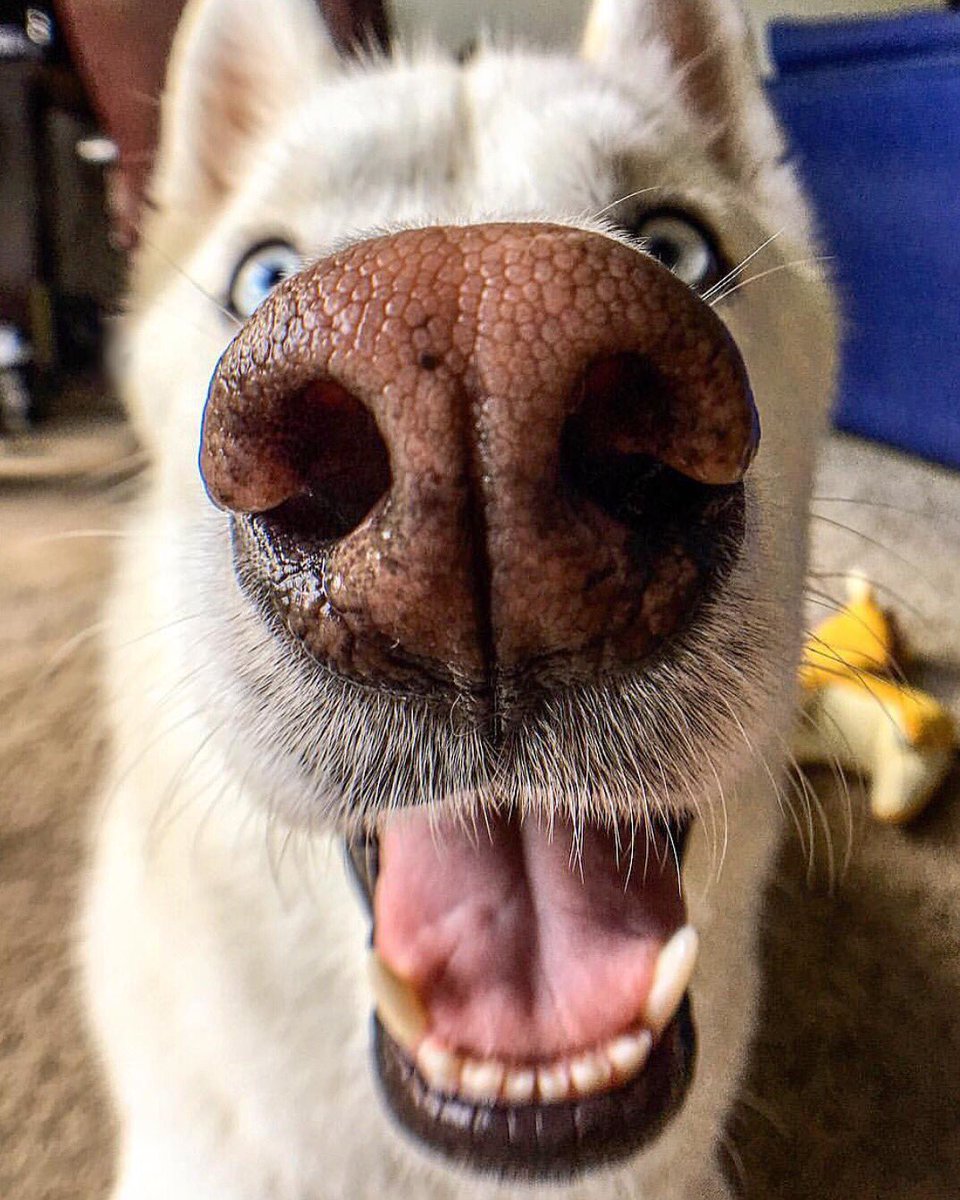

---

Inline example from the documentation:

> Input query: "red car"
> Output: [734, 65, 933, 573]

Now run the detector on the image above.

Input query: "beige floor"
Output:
[0, 482, 122, 1200]
[1, 433, 959, 1199]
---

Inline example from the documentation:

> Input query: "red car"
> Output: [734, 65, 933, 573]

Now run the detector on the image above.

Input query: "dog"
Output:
[82, 0, 838, 1196]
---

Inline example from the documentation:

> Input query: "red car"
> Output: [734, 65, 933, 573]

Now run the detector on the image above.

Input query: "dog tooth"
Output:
[501, 1067, 536, 1104]
[367, 953, 429, 1051]
[416, 1037, 462, 1094]
[606, 1029, 653, 1079]
[644, 925, 699, 1033]
[569, 1051, 613, 1096]
[536, 1062, 572, 1103]
[459, 1058, 505, 1102]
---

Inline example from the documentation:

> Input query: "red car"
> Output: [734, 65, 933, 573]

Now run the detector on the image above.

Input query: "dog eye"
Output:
[229, 241, 301, 318]
[631, 213, 721, 292]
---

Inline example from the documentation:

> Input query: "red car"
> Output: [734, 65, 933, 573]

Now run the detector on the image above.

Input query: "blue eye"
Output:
[229, 241, 300, 317]
[631, 213, 721, 292]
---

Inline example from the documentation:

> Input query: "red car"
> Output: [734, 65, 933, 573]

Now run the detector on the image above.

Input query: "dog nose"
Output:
[200, 223, 757, 692]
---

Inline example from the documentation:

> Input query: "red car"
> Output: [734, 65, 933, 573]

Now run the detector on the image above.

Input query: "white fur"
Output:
[82, 1, 838, 1196]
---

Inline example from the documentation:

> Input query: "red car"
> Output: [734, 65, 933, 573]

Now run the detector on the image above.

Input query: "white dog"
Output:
[82, 1, 838, 1196]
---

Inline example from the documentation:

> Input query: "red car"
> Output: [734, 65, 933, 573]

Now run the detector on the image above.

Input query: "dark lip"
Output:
[346, 813, 696, 1179]
[345, 832, 380, 916]
[373, 999, 696, 1181]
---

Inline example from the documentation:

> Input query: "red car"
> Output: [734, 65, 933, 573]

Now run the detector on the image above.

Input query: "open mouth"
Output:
[348, 807, 697, 1179]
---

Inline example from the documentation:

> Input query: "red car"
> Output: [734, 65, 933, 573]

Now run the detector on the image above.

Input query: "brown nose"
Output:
[200, 223, 757, 695]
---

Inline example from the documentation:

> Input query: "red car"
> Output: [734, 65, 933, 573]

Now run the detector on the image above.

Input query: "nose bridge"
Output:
[201, 222, 757, 693]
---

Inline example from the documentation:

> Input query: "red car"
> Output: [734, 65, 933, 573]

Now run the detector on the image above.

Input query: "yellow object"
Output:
[795, 574, 957, 824]
[798, 571, 893, 687]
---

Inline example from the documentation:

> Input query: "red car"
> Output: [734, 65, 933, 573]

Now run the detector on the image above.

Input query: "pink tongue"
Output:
[374, 809, 685, 1061]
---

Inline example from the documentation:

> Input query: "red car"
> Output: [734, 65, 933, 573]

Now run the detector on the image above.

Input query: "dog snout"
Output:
[200, 223, 758, 692]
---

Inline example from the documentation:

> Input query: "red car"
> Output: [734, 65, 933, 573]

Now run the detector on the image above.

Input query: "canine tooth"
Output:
[501, 1068, 536, 1103]
[644, 925, 699, 1033]
[569, 1051, 613, 1096]
[416, 1038, 462, 1094]
[367, 953, 428, 1051]
[606, 1030, 653, 1079]
[536, 1062, 572, 1103]
[459, 1058, 505, 1102]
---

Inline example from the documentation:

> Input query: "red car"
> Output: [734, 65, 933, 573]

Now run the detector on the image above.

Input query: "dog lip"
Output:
[345, 832, 379, 915]
[372, 996, 696, 1180]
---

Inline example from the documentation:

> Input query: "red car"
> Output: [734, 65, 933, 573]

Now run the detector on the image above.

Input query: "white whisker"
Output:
[701, 226, 786, 302]
[709, 255, 834, 305]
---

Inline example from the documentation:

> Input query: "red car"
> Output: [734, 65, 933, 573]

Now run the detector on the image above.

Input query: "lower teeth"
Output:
[369, 925, 699, 1106]
[407, 1026, 654, 1105]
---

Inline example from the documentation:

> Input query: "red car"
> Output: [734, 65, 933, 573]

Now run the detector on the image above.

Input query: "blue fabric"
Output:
[767, 12, 960, 469]
[770, 10, 960, 72]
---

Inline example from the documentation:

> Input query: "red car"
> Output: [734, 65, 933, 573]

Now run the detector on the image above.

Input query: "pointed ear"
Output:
[153, 0, 340, 213]
[582, 0, 778, 178]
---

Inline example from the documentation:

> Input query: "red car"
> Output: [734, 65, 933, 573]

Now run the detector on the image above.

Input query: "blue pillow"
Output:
[767, 12, 960, 469]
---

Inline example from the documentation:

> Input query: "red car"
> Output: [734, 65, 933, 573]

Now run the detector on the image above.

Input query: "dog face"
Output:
[116, 0, 837, 1187]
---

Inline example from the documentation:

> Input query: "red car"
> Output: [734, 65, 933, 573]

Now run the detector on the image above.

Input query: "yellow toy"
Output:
[794, 574, 957, 824]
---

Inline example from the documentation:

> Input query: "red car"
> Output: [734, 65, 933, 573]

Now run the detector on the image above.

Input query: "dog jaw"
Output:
[83, 0, 838, 1196]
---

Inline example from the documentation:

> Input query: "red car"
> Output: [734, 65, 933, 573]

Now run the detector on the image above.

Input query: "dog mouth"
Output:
[348, 807, 696, 1179]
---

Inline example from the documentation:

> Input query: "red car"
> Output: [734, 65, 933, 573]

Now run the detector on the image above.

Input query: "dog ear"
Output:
[153, 0, 340, 214]
[581, 0, 778, 178]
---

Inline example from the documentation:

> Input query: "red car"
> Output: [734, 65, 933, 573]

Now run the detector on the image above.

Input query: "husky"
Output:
[82, 0, 838, 1196]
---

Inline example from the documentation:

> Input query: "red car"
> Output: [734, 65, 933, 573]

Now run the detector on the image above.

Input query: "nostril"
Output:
[560, 352, 737, 531]
[200, 378, 391, 542]
[568, 352, 678, 464]
[561, 353, 677, 522]
[280, 380, 391, 540]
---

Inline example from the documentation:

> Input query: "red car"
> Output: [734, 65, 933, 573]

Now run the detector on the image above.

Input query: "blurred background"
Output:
[398, 0, 938, 48]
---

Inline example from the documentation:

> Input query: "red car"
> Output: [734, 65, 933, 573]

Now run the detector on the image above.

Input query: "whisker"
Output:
[147, 719, 226, 848]
[718, 1127, 748, 1196]
[701, 226, 786, 302]
[801, 588, 910, 686]
[736, 1088, 790, 1141]
[136, 230, 242, 329]
[807, 511, 945, 598]
[812, 494, 955, 521]
[94, 702, 209, 834]
[780, 724, 846, 890]
[25, 528, 150, 547]
[802, 629, 913, 716]
[805, 571, 927, 625]
[36, 621, 108, 683]
[811, 495, 960, 545]
[589, 185, 664, 222]
[715, 690, 811, 872]
[793, 704, 860, 877]
[709, 254, 834, 305]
